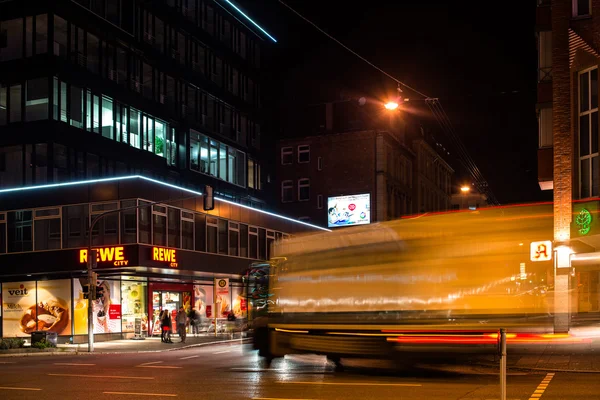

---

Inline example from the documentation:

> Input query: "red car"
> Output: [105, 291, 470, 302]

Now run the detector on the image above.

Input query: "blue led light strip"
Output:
[219, 0, 277, 43]
[0, 175, 330, 232]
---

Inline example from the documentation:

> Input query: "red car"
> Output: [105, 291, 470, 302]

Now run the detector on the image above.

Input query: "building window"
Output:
[538, 108, 553, 148]
[281, 147, 292, 165]
[579, 68, 598, 198]
[317, 194, 323, 209]
[573, 0, 591, 17]
[181, 211, 194, 250]
[538, 31, 552, 82]
[91, 202, 118, 245]
[281, 180, 293, 202]
[206, 216, 218, 254]
[167, 207, 180, 248]
[26, 78, 49, 121]
[7, 210, 33, 252]
[248, 226, 258, 259]
[298, 178, 310, 201]
[298, 145, 310, 163]
[190, 130, 245, 187]
[317, 156, 323, 171]
[33, 207, 61, 251]
[248, 158, 261, 190]
[152, 205, 167, 246]
[120, 200, 137, 244]
[228, 222, 239, 256]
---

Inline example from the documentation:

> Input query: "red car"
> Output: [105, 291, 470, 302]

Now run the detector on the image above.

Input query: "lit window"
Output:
[281, 147, 292, 165]
[298, 178, 310, 201]
[298, 145, 310, 163]
[281, 180, 293, 202]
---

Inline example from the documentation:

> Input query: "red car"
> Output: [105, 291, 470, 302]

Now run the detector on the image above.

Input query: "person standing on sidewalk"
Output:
[176, 306, 188, 343]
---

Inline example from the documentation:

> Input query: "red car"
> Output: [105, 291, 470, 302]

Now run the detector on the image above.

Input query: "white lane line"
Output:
[0, 362, 16, 364]
[180, 355, 200, 360]
[213, 350, 232, 354]
[136, 365, 183, 369]
[104, 392, 177, 397]
[278, 381, 422, 387]
[48, 373, 153, 380]
[528, 373, 555, 400]
[54, 363, 96, 366]
[253, 398, 317, 400]
[137, 361, 163, 366]
[0, 386, 42, 391]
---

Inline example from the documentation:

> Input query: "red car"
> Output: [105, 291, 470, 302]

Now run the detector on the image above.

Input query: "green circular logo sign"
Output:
[576, 208, 592, 235]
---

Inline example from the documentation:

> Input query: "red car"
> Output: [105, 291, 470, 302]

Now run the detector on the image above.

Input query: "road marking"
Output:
[180, 355, 200, 360]
[253, 398, 317, 400]
[137, 361, 163, 366]
[213, 350, 232, 354]
[48, 373, 153, 380]
[0, 386, 42, 391]
[529, 373, 555, 400]
[104, 392, 177, 397]
[136, 365, 182, 369]
[0, 362, 16, 364]
[278, 381, 421, 387]
[54, 363, 96, 366]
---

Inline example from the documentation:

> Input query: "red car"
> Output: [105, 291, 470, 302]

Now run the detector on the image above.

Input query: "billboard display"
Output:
[327, 193, 371, 228]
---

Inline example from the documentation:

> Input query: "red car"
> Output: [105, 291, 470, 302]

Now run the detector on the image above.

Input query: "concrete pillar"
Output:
[552, 0, 572, 332]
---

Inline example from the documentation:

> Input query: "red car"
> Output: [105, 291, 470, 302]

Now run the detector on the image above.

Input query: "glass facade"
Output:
[0, 199, 287, 261]
[190, 130, 245, 186]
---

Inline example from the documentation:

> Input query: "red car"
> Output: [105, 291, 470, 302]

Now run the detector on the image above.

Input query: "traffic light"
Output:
[95, 285, 104, 300]
[203, 184, 214, 211]
[82, 284, 91, 299]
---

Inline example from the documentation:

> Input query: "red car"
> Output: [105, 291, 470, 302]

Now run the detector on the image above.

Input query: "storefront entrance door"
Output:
[150, 290, 191, 336]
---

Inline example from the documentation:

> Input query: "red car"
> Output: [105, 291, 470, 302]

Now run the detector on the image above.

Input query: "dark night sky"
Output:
[234, 0, 552, 205]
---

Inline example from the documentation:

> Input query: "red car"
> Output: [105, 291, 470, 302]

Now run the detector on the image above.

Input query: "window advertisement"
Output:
[2, 280, 72, 337]
[327, 193, 371, 228]
[121, 281, 147, 334]
[215, 278, 230, 318]
[231, 284, 246, 318]
[2, 281, 36, 337]
[72, 278, 122, 334]
[193, 284, 213, 319]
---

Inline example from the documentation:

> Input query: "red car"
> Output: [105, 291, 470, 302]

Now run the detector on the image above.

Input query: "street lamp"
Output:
[460, 186, 470, 193]
[384, 101, 399, 110]
[85, 193, 207, 352]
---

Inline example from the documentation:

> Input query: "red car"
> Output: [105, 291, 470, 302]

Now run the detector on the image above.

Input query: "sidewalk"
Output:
[0, 333, 250, 357]
[472, 324, 600, 373]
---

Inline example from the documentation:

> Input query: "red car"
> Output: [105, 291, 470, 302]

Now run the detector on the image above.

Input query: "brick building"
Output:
[536, 0, 600, 328]
[275, 100, 453, 227]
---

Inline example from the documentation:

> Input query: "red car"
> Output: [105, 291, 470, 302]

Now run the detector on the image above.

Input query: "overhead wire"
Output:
[277, 0, 499, 204]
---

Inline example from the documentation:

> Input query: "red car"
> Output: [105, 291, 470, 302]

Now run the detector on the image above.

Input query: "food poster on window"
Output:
[215, 278, 230, 317]
[2, 281, 36, 337]
[193, 284, 213, 319]
[36, 280, 72, 336]
[121, 281, 147, 334]
[231, 285, 245, 318]
[72, 279, 89, 335]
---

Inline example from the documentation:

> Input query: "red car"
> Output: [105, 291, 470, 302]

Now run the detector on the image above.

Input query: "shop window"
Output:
[167, 207, 180, 248]
[194, 213, 206, 252]
[7, 210, 33, 252]
[181, 212, 194, 250]
[121, 200, 137, 244]
[91, 202, 118, 245]
[0, 18, 24, 61]
[240, 224, 248, 258]
[139, 200, 151, 244]
[10, 84, 22, 123]
[298, 145, 310, 163]
[281, 147, 292, 165]
[34, 208, 61, 250]
[248, 226, 258, 259]
[121, 280, 147, 334]
[206, 216, 218, 253]
[228, 222, 239, 256]
[152, 205, 167, 246]
[298, 178, 310, 201]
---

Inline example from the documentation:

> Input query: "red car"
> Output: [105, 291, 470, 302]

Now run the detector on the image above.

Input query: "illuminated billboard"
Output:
[327, 193, 371, 228]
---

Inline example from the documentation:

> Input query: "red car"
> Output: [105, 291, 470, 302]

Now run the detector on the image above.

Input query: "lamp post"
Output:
[85, 193, 205, 352]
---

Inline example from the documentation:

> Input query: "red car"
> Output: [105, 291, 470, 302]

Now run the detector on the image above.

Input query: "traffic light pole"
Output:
[85, 192, 208, 352]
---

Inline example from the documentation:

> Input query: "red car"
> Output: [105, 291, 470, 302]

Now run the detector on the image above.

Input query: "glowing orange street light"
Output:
[384, 102, 399, 110]
[460, 186, 470, 193]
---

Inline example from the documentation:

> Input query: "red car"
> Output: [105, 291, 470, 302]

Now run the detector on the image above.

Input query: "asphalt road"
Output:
[0, 343, 598, 399]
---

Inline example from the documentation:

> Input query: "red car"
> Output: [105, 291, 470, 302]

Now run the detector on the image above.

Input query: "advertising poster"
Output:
[36, 280, 72, 336]
[121, 281, 147, 334]
[193, 284, 213, 319]
[231, 285, 245, 318]
[2, 281, 36, 337]
[327, 193, 371, 228]
[215, 278, 230, 317]
[72, 278, 121, 334]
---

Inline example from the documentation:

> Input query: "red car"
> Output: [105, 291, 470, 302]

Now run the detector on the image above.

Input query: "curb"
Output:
[471, 362, 600, 374]
[0, 337, 251, 357]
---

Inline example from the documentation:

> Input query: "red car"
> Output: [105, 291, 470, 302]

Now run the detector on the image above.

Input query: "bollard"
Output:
[499, 328, 507, 400]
